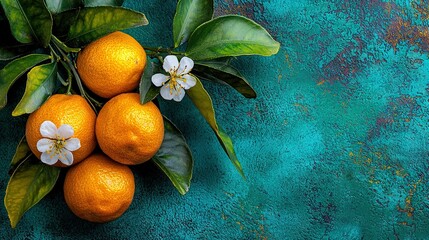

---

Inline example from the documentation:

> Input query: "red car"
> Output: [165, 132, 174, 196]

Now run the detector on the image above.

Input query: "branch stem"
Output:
[50, 38, 102, 112]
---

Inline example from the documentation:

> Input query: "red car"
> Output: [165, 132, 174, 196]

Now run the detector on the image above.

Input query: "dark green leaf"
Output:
[0, 0, 53, 47]
[45, 0, 82, 14]
[152, 117, 193, 195]
[141, 82, 159, 104]
[0, 44, 36, 61]
[186, 77, 245, 178]
[0, 6, 36, 60]
[173, 0, 213, 48]
[139, 57, 160, 104]
[84, 0, 124, 7]
[9, 136, 32, 175]
[193, 61, 256, 98]
[53, 6, 148, 47]
[12, 61, 57, 116]
[0, 54, 51, 109]
[186, 15, 280, 60]
[5, 157, 60, 228]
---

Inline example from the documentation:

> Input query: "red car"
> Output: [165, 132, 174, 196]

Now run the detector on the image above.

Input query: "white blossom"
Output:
[152, 55, 197, 102]
[36, 121, 80, 166]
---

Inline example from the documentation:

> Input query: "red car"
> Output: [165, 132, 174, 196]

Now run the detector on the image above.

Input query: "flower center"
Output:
[47, 137, 67, 156]
[169, 74, 181, 95]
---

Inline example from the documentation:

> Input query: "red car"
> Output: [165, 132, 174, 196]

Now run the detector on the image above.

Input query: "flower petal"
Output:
[58, 149, 73, 166]
[177, 57, 194, 75]
[40, 151, 59, 165]
[37, 138, 54, 153]
[163, 55, 179, 73]
[40, 121, 57, 138]
[152, 73, 170, 87]
[65, 138, 81, 151]
[173, 87, 185, 102]
[57, 124, 74, 139]
[177, 74, 197, 90]
[160, 84, 175, 100]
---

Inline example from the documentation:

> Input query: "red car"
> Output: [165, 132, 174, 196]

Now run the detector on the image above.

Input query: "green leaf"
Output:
[84, 0, 124, 7]
[9, 136, 32, 174]
[0, 8, 36, 60]
[193, 61, 256, 98]
[45, 0, 82, 14]
[152, 117, 193, 195]
[12, 61, 57, 116]
[186, 15, 280, 60]
[0, 44, 36, 61]
[0, 0, 53, 47]
[0, 54, 51, 109]
[53, 6, 148, 47]
[186, 77, 245, 178]
[173, 0, 213, 48]
[139, 58, 160, 104]
[5, 158, 60, 228]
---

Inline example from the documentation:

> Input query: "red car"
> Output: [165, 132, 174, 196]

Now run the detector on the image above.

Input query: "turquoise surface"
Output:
[2, 0, 429, 239]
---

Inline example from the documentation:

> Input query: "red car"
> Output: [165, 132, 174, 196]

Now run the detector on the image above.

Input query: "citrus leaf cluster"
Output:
[140, 0, 280, 180]
[0, 0, 148, 114]
[1, 0, 281, 228]
[0, 0, 148, 228]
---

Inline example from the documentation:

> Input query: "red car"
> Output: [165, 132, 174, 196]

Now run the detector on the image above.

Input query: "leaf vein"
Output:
[187, 39, 279, 56]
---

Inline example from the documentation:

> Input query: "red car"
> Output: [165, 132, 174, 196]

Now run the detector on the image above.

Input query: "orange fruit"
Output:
[96, 93, 164, 165]
[76, 31, 147, 98]
[25, 94, 96, 167]
[63, 153, 135, 223]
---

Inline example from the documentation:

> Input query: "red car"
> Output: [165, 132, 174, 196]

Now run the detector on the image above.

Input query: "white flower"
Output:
[36, 120, 81, 166]
[151, 55, 197, 102]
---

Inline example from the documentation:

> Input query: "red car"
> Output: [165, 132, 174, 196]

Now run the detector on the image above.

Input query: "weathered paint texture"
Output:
[1, 0, 429, 239]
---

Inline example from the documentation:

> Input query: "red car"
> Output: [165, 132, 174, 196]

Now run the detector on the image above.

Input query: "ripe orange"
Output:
[96, 93, 164, 165]
[25, 94, 96, 167]
[76, 31, 147, 98]
[63, 153, 135, 223]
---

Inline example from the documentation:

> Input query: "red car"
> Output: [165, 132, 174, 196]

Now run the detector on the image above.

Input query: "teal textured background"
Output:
[1, 0, 429, 239]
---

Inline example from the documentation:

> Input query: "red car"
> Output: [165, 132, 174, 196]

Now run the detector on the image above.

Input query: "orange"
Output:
[96, 93, 164, 165]
[76, 31, 147, 98]
[63, 153, 135, 223]
[25, 94, 96, 167]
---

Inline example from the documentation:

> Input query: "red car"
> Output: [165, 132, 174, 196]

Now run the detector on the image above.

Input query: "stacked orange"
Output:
[24, 32, 164, 223]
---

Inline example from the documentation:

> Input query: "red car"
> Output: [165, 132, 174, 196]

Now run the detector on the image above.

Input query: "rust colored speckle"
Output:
[397, 178, 422, 218]
[411, 0, 429, 20]
[214, 1, 269, 29]
[385, 17, 429, 53]
[320, 37, 364, 84]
